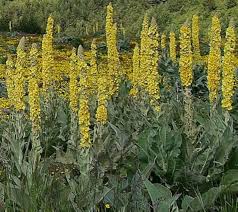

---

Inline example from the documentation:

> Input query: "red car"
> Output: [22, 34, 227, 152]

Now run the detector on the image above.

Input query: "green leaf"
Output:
[189, 187, 222, 211]
[181, 195, 194, 211]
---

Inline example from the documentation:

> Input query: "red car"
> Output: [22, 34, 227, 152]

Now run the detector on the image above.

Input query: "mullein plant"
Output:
[88, 39, 98, 96]
[68, 48, 79, 151]
[93, 40, 108, 125]
[140, 14, 150, 89]
[96, 64, 109, 125]
[28, 43, 42, 170]
[222, 21, 236, 111]
[192, 15, 201, 62]
[15, 37, 27, 111]
[169, 31, 177, 62]
[207, 15, 221, 107]
[42, 16, 54, 93]
[179, 22, 195, 148]
[78, 50, 91, 148]
[106, 3, 120, 97]
[146, 18, 161, 112]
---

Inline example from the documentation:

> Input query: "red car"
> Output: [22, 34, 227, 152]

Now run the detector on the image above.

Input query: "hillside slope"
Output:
[0, 0, 237, 38]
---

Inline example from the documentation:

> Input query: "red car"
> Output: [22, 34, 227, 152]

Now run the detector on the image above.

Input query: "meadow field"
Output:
[0, 1, 237, 211]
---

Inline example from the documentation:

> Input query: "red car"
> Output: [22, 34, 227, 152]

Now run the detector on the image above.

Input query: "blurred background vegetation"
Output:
[0, 0, 237, 40]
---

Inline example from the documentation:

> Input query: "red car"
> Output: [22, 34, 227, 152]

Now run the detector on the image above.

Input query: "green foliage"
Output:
[0, 0, 237, 40]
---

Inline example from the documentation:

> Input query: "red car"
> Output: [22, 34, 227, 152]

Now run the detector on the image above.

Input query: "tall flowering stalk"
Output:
[6, 55, 15, 106]
[29, 44, 41, 134]
[179, 24, 193, 87]
[146, 18, 160, 112]
[29, 43, 42, 170]
[130, 43, 140, 97]
[106, 3, 120, 96]
[207, 15, 221, 104]
[179, 23, 195, 146]
[222, 23, 236, 110]
[78, 55, 91, 148]
[68, 48, 79, 150]
[89, 39, 98, 96]
[42, 16, 54, 92]
[15, 37, 27, 111]
[140, 14, 150, 88]
[192, 15, 201, 61]
[169, 31, 176, 62]
[161, 32, 166, 51]
[96, 63, 108, 125]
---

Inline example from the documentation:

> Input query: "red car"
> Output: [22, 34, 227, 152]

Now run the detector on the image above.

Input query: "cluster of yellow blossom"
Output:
[192, 15, 201, 61]
[106, 3, 120, 96]
[42, 16, 54, 92]
[207, 15, 221, 104]
[169, 31, 176, 62]
[179, 23, 193, 87]
[222, 23, 236, 110]
[28, 43, 41, 134]
[140, 14, 150, 88]
[146, 18, 160, 111]
[15, 37, 27, 111]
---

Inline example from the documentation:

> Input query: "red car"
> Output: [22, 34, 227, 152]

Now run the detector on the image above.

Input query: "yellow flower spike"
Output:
[6, 55, 15, 106]
[192, 15, 201, 61]
[42, 16, 54, 93]
[140, 14, 150, 88]
[222, 23, 236, 111]
[15, 37, 27, 111]
[96, 64, 108, 125]
[130, 43, 140, 97]
[169, 31, 176, 62]
[146, 18, 160, 111]
[69, 48, 79, 114]
[106, 3, 120, 97]
[161, 32, 167, 50]
[207, 15, 221, 104]
[29, 43, 41, 134]
[89, 39, 98, 96]
[77, 51, 91, 148]
[179, 23, 193, 88]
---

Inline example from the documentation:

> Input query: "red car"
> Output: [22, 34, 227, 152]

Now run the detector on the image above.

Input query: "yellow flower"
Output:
[179, 23, 193, 87]
[106, 3, 120, 97]
[15, 37, 27, 111]
[29, 43, 41, 134]
[42, 16, 54, 92]
[222, 23, 236, 110]
[140, 14, 150, 88]
[207, 15, 221, 103]
[105, 204, 111, 209]
[88, 39, 98, 96]
[146, 18, 160, 111]
[169, 31, 176, 62]
[192, 15, 201, 61]
[96, 64, 108, 124]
